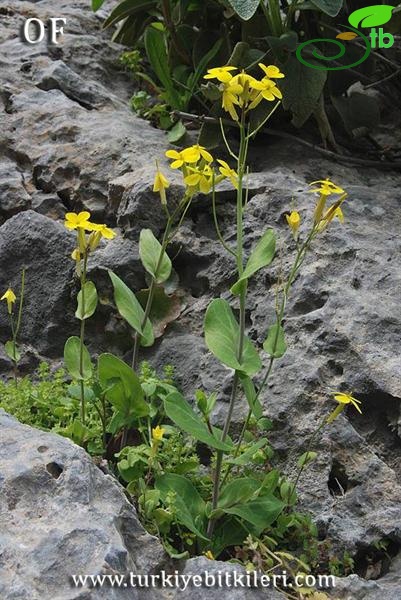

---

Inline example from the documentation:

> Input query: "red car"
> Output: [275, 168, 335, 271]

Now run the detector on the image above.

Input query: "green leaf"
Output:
[5, 340, 21, 362]
[239, 374, 263, 419]
[139, 229, 172, 284]
[167, 121, 186, 143]
[212, 517, 250, 556]
[75, 281, 98, 320]
[64, 336, 93, 381]
[227, 0, 261, 21]
[297, 451, 318, 468]
[103, 0, 157, 29]
[108, 271, 154, 347]
[231, 230, 276, 295]
[144, 25, 182, 108]
[218, 478, 260, 509]
[156, 474, 208, 540]
[91, 0, 105, 11]
[226, 439, 268, 466]
[98, 353, 149, 418]
[263, 323, 287, 358]
[309, 0, 342, 17]
[280, 55, 327, 128]
[164, 392, 233, 452]
[204, 299, 261, 376]
[348, 4, 395, 28]
[221, 494, 285, 532]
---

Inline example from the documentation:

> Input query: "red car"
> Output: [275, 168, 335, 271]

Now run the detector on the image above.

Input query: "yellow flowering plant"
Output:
[1, 269, 25, 381]
[63, 211, 116, 425]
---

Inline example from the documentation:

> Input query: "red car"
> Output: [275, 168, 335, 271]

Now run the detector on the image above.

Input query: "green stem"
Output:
[79, 253, 88, 425]
[207, 114, 248, 537]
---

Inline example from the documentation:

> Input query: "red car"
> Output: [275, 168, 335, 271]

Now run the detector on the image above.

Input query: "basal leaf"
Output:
[218, 478, 260, 509]
[98, 353, 149, 418]
[156, 474, 208, 540]
[103, 0, 157, 29]
[139, 229, 172, 284]
[221, 494, 285, 532]
[5, 340, 21, 362]
[75, 281, 98, 321]
[108, 270, 154, 347]
[164, 392, 233, 452]
[204, 299, 262, 376]
[231, 229, 276, 295]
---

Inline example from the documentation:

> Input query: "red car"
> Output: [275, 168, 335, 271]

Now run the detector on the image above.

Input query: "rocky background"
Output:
[0, 1, 401, 599]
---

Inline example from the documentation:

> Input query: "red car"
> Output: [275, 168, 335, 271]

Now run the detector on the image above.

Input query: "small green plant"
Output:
[1, 268, 25, 380]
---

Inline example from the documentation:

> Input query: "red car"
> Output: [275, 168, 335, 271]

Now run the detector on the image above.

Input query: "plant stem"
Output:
[79, 253, 88, 425]
[207, 114, 248, 537]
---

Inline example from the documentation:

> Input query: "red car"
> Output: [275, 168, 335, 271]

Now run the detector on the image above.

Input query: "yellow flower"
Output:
[286, 211, 301, 236]
[1, 288, 16, 314]
[153, 166, 170, 205]
[181, 145, 213, 164]
[318, 193, 347, 230]
[217, 160, 238, 189]
[166, 149, 185, 169]
[64, 211, 92, 231]
[222, 81, 243, 121]
[204, 550, 214, 560]
[204, 66, 237, 83]
[249, 78, 283, 109]
[184, 164, 214, 194]
[327, 392, 362, 424]
[152, 426, 165, 442]
[258, 63, 285, 79]
[334, 392, 362, 413]
[309, 179, 344, 197]
[90, 224, 116, 240]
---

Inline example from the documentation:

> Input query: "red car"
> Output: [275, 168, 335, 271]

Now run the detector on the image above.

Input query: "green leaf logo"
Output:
[348, 5, 395, 28]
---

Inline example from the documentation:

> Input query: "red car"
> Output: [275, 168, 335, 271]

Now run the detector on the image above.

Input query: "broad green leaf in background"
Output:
[227, 0, 261, 20]
[156, 473, 208, 540]
[167, 121, 186, 144]
[263, 323, 287, 358]
[204, 299, 262, 376]
[231, 229, 276, 295]
[309, 0, 343, 17]
[98, 353, 149, 418]
[64, 336, 93, 381]
[164, 391, 233, 451]
[103, 0, 157, 29]
[144, 25, 182, 108]
[239, 374, 263, 419]
[348, 4, 395, 28]
[75, 281, 98, 320]
[108, 271, 154, 347]
[280, 55, 327, 128]
[139, 229, 172, 284]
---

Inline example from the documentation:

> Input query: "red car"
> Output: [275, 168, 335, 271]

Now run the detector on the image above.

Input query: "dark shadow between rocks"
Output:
[354, 538, 401, 580]
[349, 390, 401, 478]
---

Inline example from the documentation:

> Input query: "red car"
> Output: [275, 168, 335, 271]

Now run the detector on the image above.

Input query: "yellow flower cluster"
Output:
[64, 211, 116, 262]
[1, 288, 16, 314]
[285, 178, 346, 238]
[153, 144, 239, 203]
[204, 63, 285, 122]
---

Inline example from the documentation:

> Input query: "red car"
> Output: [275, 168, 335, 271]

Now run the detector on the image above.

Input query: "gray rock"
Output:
[0, 410, 164, 600]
